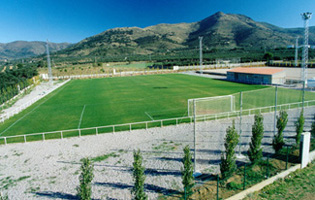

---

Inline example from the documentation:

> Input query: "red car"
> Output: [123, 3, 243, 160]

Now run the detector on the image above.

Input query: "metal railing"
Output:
[177, 62, 265, 71]
[1, 99, 314, 145]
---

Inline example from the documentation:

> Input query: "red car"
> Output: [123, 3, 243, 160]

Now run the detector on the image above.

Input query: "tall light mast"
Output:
[199, 36, 203, 74]
[295, 36, 299, 67]
[46, 40, 53, 86]
[301, 12, 312, 110]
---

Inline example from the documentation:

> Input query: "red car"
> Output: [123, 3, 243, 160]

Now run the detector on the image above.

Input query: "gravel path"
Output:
[0, 107, 314, 200]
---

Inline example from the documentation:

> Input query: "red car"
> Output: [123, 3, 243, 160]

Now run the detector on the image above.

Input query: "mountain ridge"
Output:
[2, 12, 315, 60]
[56, 11, 314, 58]
[0, 41, 72, 60]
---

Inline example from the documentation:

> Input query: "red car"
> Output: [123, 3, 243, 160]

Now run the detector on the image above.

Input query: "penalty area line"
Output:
[78, 105, 86, 129]
[145, 111, 154, 121]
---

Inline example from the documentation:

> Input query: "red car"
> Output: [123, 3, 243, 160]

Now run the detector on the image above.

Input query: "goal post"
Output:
[188, 95, 236, 117]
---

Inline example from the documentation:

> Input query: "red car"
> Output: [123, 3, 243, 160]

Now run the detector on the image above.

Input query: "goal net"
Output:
[188, 95, 235, 117]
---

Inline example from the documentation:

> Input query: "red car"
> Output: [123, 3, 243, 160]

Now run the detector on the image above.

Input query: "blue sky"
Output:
[0, 0, 314, 43]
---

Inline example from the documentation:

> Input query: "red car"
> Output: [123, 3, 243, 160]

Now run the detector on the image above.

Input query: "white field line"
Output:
[145, 112, 154, 121]
[78, 105, 86, 129]
[0, 84, 68, 136]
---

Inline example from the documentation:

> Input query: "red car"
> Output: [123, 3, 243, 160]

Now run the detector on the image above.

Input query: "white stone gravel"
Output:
[0, 107, 314, 200]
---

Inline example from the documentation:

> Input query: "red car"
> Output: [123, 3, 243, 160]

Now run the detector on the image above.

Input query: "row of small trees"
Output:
[76, 147, 195, 200]
[220, 109, 308, 184]
[72, 110, 315, 200]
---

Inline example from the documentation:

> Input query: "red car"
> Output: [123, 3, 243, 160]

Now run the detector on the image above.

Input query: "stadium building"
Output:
[227, 67, 285, 85]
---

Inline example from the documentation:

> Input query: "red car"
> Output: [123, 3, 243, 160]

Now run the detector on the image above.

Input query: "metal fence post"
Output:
[129, 124, 132, 132]
[239, 91, 243, 155]
[193, 99, 197, 173]
[42, 133, 45, 141]
[79, 129, 81, 137]
[4, 137, 7, 145]
[96, 128, 98, 135]
[243, 165, 246, 190]
[274, 85, 278, 136]
[217, 175, 220, 200]
[24, 135, 26, 143]
[266, 156, 270, 178]
[286, 146, 289, 170]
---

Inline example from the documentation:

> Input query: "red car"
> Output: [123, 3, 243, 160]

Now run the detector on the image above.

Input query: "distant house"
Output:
[227, 67, 285, 85]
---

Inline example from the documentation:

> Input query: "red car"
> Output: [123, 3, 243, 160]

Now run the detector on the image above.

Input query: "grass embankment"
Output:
[244, 161, 315, 200]
[162, 138, 315, 200]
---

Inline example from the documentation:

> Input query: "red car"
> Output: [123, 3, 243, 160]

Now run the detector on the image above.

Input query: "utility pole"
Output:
[301, 12, 312, 111]
[199, 36, 203, 74]
[295, 37, 299, 67]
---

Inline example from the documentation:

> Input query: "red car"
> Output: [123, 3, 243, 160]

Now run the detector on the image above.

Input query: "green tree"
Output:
[263, 52, 273, 61]
[220, 122, 239, 182]
[248, 114, 264, 164]
[77, 158, 94, 200]
[132, 149, 147, 200]
[181, 145, 194, 199]
[295, 111, 305, 145]
[272, 110, 288, 154]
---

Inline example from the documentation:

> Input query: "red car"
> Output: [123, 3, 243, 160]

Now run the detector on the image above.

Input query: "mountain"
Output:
[4, 12, 315, 61]
[54, 12, 315, 59]
[0, 41, 72, 60]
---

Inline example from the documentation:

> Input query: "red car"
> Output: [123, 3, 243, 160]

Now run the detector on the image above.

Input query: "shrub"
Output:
[227, 181, 242, 190]
[132, 149, 147, 200]
[248, 114, 264, 164]
[181, 145, 194, 199]
[273, 110, 288, 154]
[295, 111, 304, 145]
[0, 192, 8, 200]
[77, 158, 94, 200]
[220, 121, 239, 182]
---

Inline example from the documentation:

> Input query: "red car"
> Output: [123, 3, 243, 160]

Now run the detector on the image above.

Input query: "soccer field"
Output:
[0, 74, 268, 137]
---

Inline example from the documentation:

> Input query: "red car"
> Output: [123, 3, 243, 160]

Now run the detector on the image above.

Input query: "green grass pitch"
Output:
[0, 74, 267, 137]
[0, 73, 313, 138]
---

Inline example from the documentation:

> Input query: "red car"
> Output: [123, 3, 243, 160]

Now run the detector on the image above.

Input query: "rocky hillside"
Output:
[56, 12, 315, 58]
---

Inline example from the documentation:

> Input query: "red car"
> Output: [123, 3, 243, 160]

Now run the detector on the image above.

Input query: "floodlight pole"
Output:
[193, 99, 197, 173]
[274, 85, 278, 136]
[295, 37, 299, 67]
[301, 12, 312, 111]
[199, 36, 203, 74]
[46, 40, 53, 87]
[238, 91, 243, 155]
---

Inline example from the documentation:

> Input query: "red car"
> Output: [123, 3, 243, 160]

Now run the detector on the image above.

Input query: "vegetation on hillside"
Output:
[0, 64, 38, 105]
